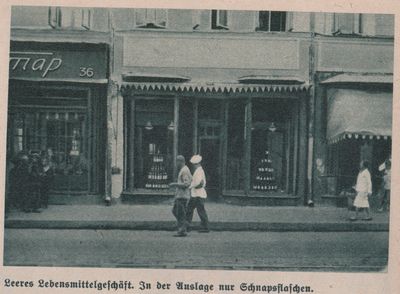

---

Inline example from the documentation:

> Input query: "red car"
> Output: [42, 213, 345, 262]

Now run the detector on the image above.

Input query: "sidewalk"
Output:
[4, 203, 390, 232]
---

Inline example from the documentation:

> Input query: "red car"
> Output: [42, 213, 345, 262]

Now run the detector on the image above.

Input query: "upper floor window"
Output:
[135, 9, 167, 29]
[48, 7, 91, 29]
[333, 13, 361, 34]
[375, 14, 394, 36]
[211, 10, 228, 30]
[257, 11, 287, 32]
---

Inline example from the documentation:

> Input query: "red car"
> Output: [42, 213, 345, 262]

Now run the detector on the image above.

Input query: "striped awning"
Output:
[120, 82, 310, 94]
[327, 88, 392, 144]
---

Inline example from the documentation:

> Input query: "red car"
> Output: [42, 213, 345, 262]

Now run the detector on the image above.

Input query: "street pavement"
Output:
[3, 229, 388, 272]
[4, 203, 390, 231]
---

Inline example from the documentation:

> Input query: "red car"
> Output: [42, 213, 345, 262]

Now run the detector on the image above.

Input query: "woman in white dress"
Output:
[350, 160, 372, 221]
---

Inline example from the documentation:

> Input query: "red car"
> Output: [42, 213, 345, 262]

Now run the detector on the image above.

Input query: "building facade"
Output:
[8, 7, 111, 204]
[7, 7, 394, 206]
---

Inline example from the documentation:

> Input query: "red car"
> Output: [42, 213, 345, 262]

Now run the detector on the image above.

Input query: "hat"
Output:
[190, 155, 202, 164]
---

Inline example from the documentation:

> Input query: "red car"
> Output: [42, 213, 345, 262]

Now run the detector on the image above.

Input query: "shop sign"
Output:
[9, 47, 107, 81]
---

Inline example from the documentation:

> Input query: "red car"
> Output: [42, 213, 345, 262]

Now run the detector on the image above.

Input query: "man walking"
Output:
[186, 155, 209, 233]
[169, 155, 192, 237]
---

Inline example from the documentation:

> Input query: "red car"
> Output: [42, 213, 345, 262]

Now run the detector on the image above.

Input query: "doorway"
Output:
[198, 120, 222, 200]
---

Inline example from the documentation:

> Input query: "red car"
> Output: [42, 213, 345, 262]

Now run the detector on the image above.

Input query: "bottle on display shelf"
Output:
[145, 152, 169, 189]
[253, 149, 277, 192]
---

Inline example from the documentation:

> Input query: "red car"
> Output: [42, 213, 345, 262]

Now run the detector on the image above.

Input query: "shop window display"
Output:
[251, 99, 293, 194]
[8, 111, 88, 191]
[133, 99, 174, 190]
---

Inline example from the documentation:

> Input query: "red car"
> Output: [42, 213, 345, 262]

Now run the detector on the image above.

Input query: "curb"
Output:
[4, 220, 389, 232]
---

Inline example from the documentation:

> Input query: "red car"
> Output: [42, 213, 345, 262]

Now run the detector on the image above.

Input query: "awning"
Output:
[327, 88, 392, 143]
[238, 75, 305, 85]
[121, 82, 310, 94]
[321, 74, 393, 85]
[122, 73, 191, 83]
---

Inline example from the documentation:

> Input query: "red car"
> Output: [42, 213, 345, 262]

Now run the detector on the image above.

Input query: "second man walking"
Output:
[186, 155, 210, 233]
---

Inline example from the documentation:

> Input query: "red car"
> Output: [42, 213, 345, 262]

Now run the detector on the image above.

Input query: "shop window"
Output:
[257, 11, 287, 32]
[135, 9, 167, 29]
[251, 99, 294, 193]
[8, 111, 89, 191]
[48, 7, 91, 29]
[226, 101, 246, 191]
[333, 13, 361, 34]
[133, 100, 174, 190]
[211, 10, 229, 30]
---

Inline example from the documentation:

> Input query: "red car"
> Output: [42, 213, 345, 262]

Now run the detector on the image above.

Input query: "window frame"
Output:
[48, 7, 92, 30]
[256, 11, 288, 32]
[134, 8, 168, 29]
[48, 7, 61, 28]
[333, 13, 361, 35]
[81, 8, 92, 30]
[211, 10, 229, 30]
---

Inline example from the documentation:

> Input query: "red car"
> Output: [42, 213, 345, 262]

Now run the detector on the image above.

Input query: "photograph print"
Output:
[3, 5, 393, 272]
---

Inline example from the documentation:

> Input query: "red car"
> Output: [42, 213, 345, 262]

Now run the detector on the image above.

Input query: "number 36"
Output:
[79, 67, 94, 78]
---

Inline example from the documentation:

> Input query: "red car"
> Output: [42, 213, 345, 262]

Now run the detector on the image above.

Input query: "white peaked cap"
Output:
[190, 155, 202, 164]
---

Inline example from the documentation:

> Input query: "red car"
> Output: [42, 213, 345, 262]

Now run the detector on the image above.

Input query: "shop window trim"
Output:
[256, 11, 287, 32]
[211, 10, 229, 30]
[134, 8, 168, 29]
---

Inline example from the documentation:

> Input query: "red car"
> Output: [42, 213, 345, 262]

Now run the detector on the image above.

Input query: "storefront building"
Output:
[107, 9, 394, 206]
[7, 7, 111, 203]
[312, 34, 394, 206]
[108, 9, 314, 206]
[7, 7, 394, 206]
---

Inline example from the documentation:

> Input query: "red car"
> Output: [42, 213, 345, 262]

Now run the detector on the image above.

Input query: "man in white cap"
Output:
[169, 155, 192, 237]
[186, 154, 209, 233]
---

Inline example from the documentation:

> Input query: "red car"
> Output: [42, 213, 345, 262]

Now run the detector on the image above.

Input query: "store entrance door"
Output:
[198, 121, 222, 201]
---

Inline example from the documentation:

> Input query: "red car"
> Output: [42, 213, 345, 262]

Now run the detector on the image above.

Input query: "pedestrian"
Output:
[39, 156, 54, 209]
[378, 157, 391, 212]
[350, 160, 372, 221]
[8, 152, 29, 211]
[27, 151, 42, 213]
[186, 155, 209, 233]
[169, 155, 192, 237]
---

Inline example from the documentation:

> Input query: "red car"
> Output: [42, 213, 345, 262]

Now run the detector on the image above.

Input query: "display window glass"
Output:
[8, 111, 89, 191]
[133, 99, 174, 190]
[250, 99, 294, 194]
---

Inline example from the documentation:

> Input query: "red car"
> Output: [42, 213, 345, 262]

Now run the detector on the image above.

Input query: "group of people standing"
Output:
[7, 150, 54, 213]
[350, 157, 391, 221]
[169, 154, 209, 237]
